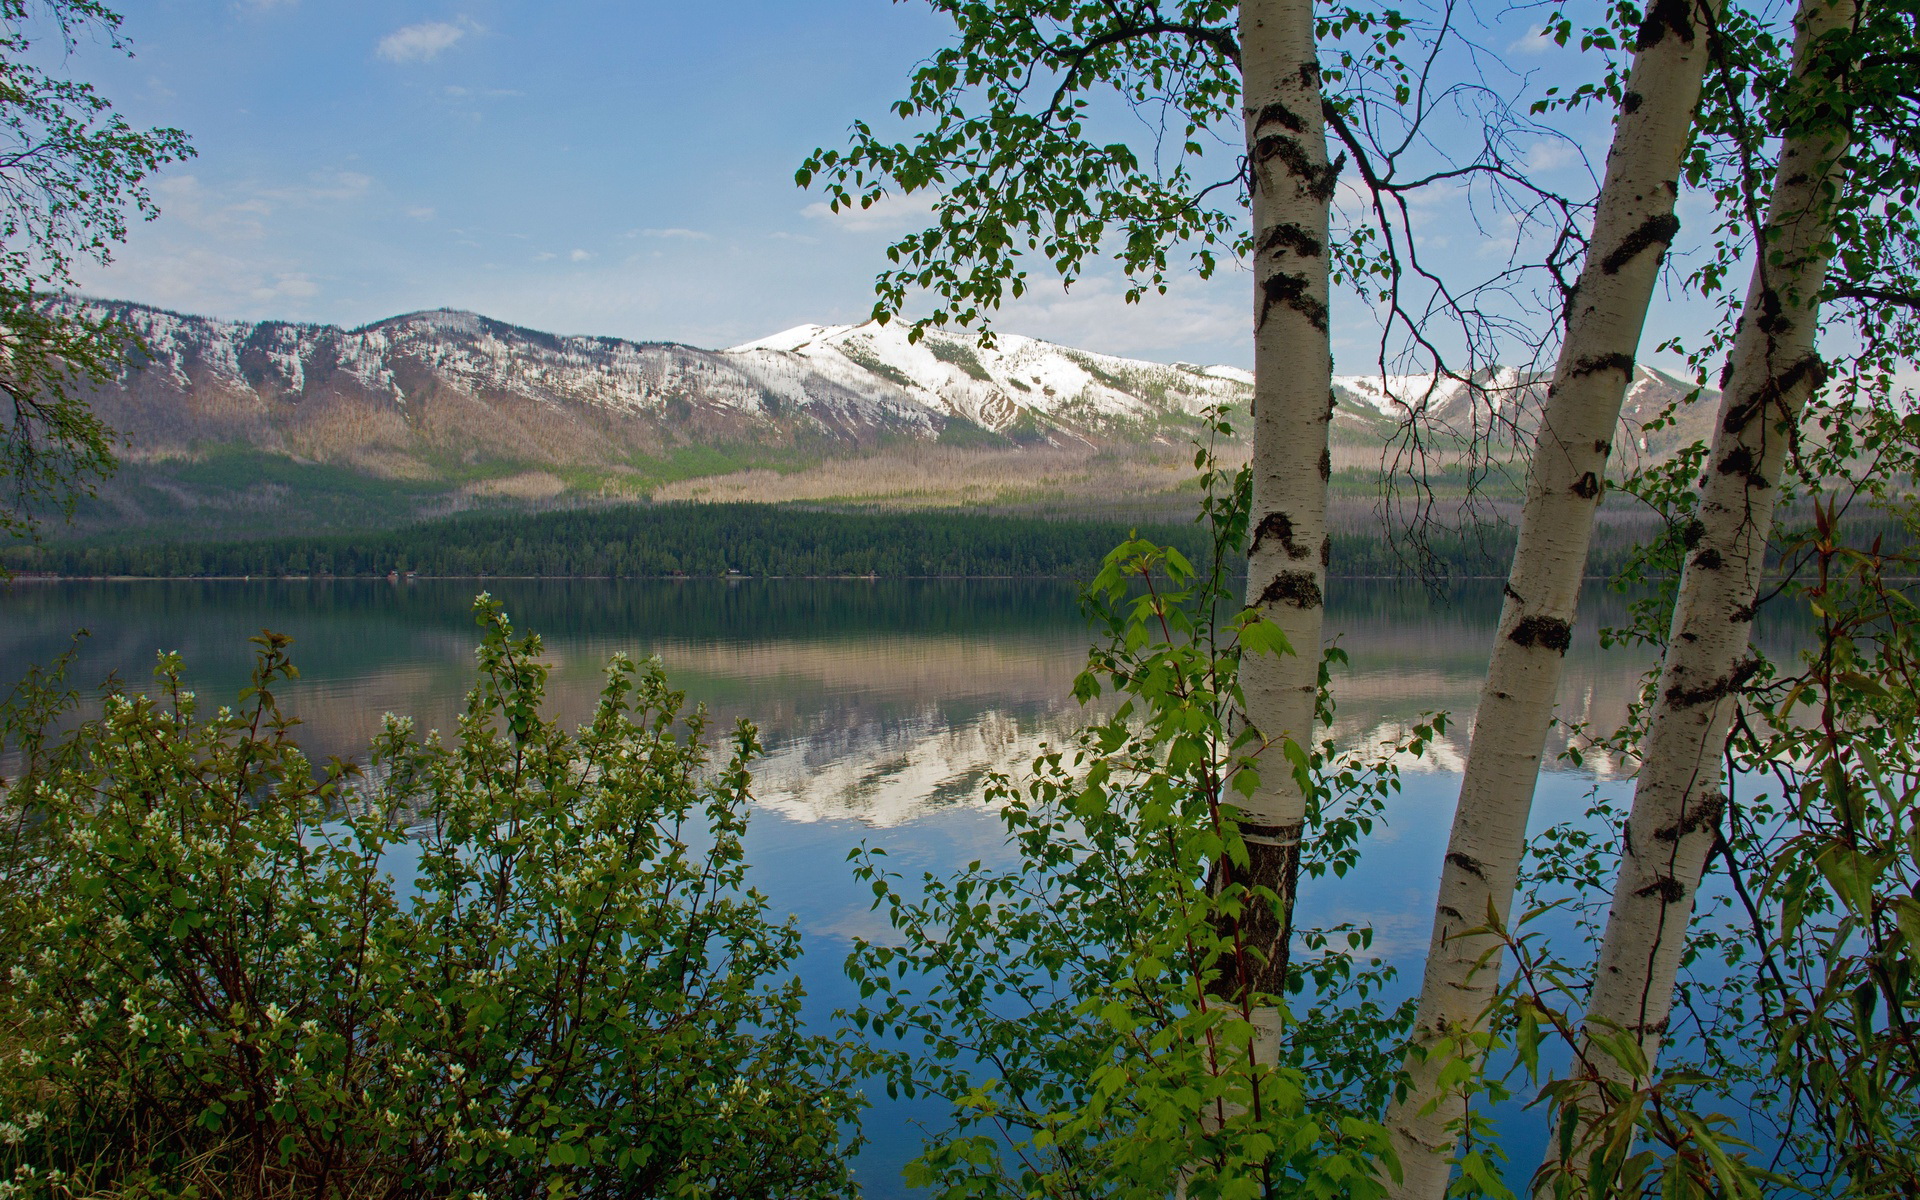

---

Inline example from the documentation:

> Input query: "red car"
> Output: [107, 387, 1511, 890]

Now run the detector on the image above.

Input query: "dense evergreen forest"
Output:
[7, 499, 1894, 582]
[0, 499, 1738, 581]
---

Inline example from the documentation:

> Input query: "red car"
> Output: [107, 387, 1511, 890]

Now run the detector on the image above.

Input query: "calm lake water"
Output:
[0, 578, 1807, 1193]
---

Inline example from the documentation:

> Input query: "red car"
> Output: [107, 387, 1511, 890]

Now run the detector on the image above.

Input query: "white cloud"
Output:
[800, 191, 937, 234]
[640, 227, 712, 241]
[146, 170, 373, 246]
[74, 241, 324, 321]
[999, 272, 1248, 362]
[768, 231, 820, 245]
[253, 272, 320, 301]
[533, 251, 557, 262]
[1507, 24, 1555, 55]
[406, 206, 437, 220]
[1523, 140, 1582, 174]
[376, 19, 473, 64]
[569, 249, 592, 262]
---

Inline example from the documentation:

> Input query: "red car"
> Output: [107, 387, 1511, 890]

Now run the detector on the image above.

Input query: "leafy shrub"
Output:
[0, 598, 865, 1199]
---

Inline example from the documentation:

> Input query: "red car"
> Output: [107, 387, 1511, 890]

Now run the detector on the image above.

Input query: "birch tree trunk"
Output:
[1383, 4, 1720, 1193]
[1544, 0, 1854, 1178]
[1232, 0, 1336, 1052]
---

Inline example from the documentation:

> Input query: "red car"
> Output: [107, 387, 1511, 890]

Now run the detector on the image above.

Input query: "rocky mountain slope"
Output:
[58, 298, 1713, 537]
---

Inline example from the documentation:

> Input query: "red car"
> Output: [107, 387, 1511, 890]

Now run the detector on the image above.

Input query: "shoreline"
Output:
[6, 572, 1599, 583]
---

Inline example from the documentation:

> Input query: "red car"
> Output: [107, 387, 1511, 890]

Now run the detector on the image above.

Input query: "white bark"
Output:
[1233, 0, 1335, 1021]
[1383, 4, 1721, 1194]
[1544, 0, 1853, 1180]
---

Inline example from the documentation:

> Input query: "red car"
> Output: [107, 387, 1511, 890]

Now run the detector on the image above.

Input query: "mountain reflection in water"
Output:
[0, 577, 1806, 826]
[0, 577, 1815, 1196]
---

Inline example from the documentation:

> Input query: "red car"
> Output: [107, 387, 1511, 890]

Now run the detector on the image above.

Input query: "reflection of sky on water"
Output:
[0, 579, 1809, 1195]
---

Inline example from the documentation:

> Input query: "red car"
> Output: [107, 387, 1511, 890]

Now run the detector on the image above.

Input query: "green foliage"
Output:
[844, 420, 1437, 1196]
[1706, 493, 1920, 1195]
[0, 1, 193, 542]
[1487, 406, 1920, 1198]
[0, 598, 865, 1198]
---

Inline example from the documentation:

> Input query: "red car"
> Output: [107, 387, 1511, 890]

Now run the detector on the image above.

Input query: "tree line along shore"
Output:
[6, 499, 1904, 583]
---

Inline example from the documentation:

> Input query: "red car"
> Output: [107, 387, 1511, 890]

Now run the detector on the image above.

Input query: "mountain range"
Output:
[58, 298, 1714, 538]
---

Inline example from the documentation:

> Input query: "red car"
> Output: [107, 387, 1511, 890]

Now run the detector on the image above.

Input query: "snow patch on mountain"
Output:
[726, 320, 1251, 434]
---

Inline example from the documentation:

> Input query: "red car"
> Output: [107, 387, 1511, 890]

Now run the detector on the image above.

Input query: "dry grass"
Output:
[650, 441, 1246, 518]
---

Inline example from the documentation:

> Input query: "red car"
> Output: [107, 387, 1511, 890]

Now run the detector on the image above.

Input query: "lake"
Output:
[0, 578, 1804, 1193]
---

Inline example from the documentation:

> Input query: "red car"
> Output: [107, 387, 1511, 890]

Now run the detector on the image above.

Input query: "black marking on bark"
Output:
[1682, 518, 1706, 549]
[1446, 852, 1487, 880]
[1568, 351, 1635, 379]
[1719, 359, 1736, 389]
[1622, 90, 1644, 114]
[1325, 390, 1337, 419]
[1504, 583, 1524, 604]
[1316, 153, 1345, 201]
[1251, 511, 1314, 560]
[1298, 60, 1321, 90]
[1692, 548, 1724, 570]
[1680, 631, 1698, 642]
[1723, 352, 1824, 439]
[1721, 396, 1761, 434]
[1754, 286, 1785, 335]
[1256, 126, 1343, 201]
[1257, 271, 1329, 333]
[1571, 472, 1602, 500]
[1210, 822, 1303, 999]
[1235, 818, 1296, 840]
[1601, 213, 1681, 275]
[1654, 791, 1726, 842]
[1717, 445, 1757, 477]
[1252, 100, 1306, 133]
[1437, 905, 1464, 922]
[1664, 657, 1760, 707]
[1320, 536, 1331, 567]
[1509, 615, 1573, 652]
[1595, 438, 1613, 456]
[1318, 448, 1332, 481]
[1258, 570, 1323, 610]
[1636, 875, 1689, 902]
[1729, 602, 1755, 624]
[1798, 353, 1829, 394]
[1259, 221, 1323, 260]
[1634, 0, 1696, 49]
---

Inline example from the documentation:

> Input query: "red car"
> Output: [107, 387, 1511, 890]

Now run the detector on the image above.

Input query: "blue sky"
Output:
[55, 1, 1708, 371]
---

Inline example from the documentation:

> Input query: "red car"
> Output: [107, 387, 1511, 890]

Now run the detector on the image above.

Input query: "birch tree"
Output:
[1539, 0, 1862, 1180]
[1229, 0, 1338, 1042]
[803, 4, 1586, 1064]
[1382, 4, 1724, 1193]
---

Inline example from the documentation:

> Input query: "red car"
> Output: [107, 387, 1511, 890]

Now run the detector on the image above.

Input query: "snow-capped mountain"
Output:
[76, 299, 1259, 472]
[725, 320, 1250, 435]
[1325, 361, 1712, 458]
[57, 297, 1712, 536]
